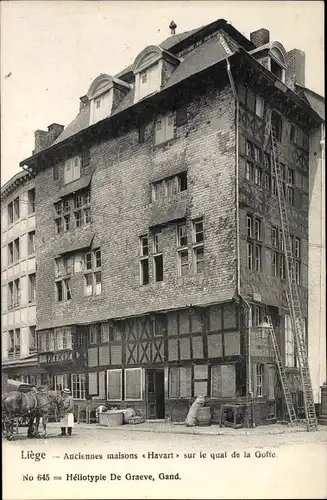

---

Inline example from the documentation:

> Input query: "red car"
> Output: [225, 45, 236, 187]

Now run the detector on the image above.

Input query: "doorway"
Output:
[146, 369, 165, 419]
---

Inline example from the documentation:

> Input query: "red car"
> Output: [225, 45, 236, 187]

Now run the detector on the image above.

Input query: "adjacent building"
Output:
[19, 19, 324, 424]
[1, 170, 40, 382]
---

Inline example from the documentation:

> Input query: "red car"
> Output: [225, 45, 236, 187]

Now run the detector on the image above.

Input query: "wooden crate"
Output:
[98, 411, 123, 427]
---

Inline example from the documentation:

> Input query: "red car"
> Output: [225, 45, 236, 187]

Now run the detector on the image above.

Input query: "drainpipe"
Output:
[226, 58, 254, 427]
[319, 122, 325, 403]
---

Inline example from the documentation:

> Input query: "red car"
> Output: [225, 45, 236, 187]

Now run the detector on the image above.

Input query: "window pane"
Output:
[94, 272, 102, 295]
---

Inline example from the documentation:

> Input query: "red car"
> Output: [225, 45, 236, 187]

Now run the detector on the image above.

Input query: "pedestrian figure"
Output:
[59, 388, 74, 436]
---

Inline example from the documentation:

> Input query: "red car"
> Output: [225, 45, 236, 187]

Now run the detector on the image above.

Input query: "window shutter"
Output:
[138, 125, 145, 143]
[252, 363, 257, 397]
[81, 148, 90, 168]
[88, 372, 98, 396]
[221, 365, 235, 397]
[107, 369, 122, 400]
[211, 365, 222, 397]
[176, 108, 188, 127]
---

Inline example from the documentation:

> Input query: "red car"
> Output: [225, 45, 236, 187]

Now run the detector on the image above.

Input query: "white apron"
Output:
[59, 413, 74, 427]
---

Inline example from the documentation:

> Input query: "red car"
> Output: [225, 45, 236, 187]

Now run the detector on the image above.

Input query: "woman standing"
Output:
[59, 388, 74, 436]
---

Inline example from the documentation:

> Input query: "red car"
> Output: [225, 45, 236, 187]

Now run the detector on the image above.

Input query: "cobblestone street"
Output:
[3, 424, 327, 499]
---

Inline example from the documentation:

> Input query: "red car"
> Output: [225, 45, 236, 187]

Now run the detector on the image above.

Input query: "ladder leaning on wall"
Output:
[266, 110, 318, 432]
[265, 316, 297, 424]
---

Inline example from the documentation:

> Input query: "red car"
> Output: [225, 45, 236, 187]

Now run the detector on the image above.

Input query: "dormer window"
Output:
[87, 74, 131, 126]
[250, 41, 287, 84]
[133, 45, 180, 103]
[268, 44, 286, 83]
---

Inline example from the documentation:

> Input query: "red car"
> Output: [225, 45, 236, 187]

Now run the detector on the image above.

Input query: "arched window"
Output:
[269, 43, 287, 83]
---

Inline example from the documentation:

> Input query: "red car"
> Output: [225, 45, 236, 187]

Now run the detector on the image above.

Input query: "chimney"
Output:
[250, 28, 270, 48]
[33, 123, 64, 155]
[79, 95, 89, 112]
[169, 20, 177, 35]
[285, 49, 305, 91]
[47, 123, 64, 143]
[34, 130, 49, 154]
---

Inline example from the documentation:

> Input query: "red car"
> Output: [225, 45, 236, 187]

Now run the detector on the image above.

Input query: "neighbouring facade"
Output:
[19, 19, 324, 424]
[1, 171, 42, 382]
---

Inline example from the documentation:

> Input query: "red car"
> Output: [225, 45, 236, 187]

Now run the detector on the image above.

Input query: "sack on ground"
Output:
[185, 396, 206, 427]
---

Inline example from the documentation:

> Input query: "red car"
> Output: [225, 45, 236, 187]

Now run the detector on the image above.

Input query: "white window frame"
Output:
[14, 278, 20, 306]
[285, 314, 296, 367]
[255, 96, 264, 118]
[254, 166, 262, 185]
[100, 322, 110, 342]
[177, 225, 189, 277]
[153, 231, 163, 282]
[154, 114, 175, 145]
[28, 273, 36, 302]
[192, 219, 204, 274]
[272, 251, 278, 277]
[247, 242, 253, 270]
[84, 248, 102, 296]
[53, 374, 69, 393]
[71, 373, 86, 400]
[28, 231, 36, 255]
[125, 367, 143, 401]
[256, 363, 264, 397]
[64, 156, 81, 185]
[254, 244, 261, 272]
[139, 235, 149, 285]
[106, 369, 123, 401]
[29, 326, 37, 354]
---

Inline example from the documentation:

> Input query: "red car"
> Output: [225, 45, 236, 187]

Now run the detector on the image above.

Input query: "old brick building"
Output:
[20, 19, 324, 424]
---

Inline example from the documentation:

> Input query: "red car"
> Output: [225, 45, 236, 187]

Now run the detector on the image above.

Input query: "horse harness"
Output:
[3, 391, 54, 424]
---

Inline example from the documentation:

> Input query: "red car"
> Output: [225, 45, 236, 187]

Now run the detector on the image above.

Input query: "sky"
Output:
[1, 1, 324, 186]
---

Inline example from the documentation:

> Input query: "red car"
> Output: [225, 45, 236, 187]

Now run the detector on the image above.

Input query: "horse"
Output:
[2, 388, 64, 440]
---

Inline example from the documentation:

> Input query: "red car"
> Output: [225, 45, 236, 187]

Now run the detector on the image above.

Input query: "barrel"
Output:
[196, 406, 211, 426]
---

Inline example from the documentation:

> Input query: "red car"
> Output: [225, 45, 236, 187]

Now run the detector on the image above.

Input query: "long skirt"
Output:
[59, 413, 74, 428]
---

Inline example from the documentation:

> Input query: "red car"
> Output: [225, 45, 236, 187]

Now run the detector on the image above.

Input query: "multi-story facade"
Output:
[1, 171, 41, 382]
[19, 19, 324, 424]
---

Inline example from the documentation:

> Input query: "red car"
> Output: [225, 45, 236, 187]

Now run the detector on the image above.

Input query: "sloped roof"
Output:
[53, 33, 234, 143]
[160, 26, 204, 51]
[163, 34, 233, 89]
[296, 85, 325, 121]
[53, 104, 90, 145]
[114, 25, 207, 81]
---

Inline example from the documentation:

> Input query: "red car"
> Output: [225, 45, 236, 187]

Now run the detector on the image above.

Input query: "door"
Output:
[146, 370, 165, 419]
